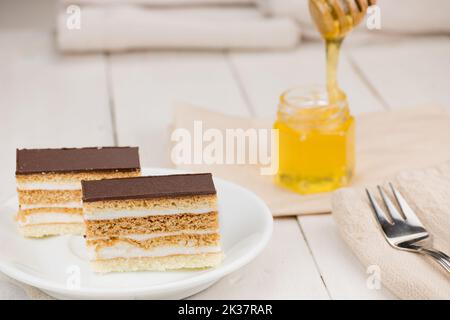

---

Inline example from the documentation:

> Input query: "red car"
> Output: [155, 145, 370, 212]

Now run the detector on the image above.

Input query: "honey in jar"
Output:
[274, 86, 355, 194]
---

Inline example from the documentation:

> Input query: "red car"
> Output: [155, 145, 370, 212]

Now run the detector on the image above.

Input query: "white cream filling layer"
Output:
[19, 213, 84, 226]
[89, 229, 219, 241]
[84, 207, 215, 220]
[17, 182, 80, 191]
[20, 202, 82, 210]
[89, 243, 221, 260]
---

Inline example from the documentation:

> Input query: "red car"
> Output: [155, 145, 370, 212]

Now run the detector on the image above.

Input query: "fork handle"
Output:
[419, 248, 450, 274]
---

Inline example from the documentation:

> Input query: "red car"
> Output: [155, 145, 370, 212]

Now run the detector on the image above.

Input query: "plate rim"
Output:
[0, 167, 273, 298]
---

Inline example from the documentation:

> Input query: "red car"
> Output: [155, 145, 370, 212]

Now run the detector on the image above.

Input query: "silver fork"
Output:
[366, 183, 450, 274]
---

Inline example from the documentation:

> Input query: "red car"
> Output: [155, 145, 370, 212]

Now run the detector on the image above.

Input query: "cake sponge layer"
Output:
[88, 233, 220, 251]
[19, 223, 85, 237]
[16, 170, 140, 185]
[18, 189, 81, 205]
[85, 212, 219, 238]
[84, 195, 217, 213]
[18, 207, 82, 215]
[91, 252, 224, 273]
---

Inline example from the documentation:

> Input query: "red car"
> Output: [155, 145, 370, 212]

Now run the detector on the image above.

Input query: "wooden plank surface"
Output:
[191, 218, 329, 299]
[349, 36, 450, 111]
[0, 30, 112, 202]
[109, 51, 250, 167]
[298, 215, 396, 299]
[229, 43, 386, 119]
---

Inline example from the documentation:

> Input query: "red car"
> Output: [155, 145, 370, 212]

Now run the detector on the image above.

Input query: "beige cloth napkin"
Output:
[332, 163, 450, 299]
[172, 104, 450, 216]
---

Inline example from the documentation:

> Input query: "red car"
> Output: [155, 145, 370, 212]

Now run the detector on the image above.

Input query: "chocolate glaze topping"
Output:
[16, 147, 140, 175]
[82, 173, 216, 202]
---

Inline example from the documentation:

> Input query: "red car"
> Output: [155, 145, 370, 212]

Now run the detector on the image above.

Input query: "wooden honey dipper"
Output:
[308, 0, 377, 102]
[309, 0, 377, 40]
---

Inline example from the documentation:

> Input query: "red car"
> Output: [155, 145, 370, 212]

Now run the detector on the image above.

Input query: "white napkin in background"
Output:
[258, 0, 450, 39]
[57, 0, 450, 53]
[62, 0, 256, 5]
[57, 5, 300, 51]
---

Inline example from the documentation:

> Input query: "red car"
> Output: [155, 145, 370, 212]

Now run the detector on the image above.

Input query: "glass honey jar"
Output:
[274, 85, 355, 194]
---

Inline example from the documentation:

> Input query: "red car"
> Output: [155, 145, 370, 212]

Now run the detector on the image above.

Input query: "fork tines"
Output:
[366, 183, 424, 227]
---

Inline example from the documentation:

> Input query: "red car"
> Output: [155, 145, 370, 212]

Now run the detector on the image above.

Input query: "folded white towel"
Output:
[57, 5, 300, 51]
[374, 0, 450, 34]
[259, 0, 450, 36]
[62, 0, 256, 5]
[257, 0, 304, 17]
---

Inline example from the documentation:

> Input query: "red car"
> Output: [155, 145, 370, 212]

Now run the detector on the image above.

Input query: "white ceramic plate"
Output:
[0, 168, 272, 299]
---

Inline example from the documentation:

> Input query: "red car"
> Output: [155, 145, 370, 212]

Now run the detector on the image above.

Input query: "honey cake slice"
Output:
[82, 173, 223, 273]
[16, 147, 141, 237]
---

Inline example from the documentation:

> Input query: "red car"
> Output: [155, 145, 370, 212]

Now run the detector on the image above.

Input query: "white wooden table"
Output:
[1, 1, 449, 300]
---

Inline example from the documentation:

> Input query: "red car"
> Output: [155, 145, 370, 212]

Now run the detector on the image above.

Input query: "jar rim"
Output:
[280, 84, 347, 109]
[278, 85, 349, 128]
